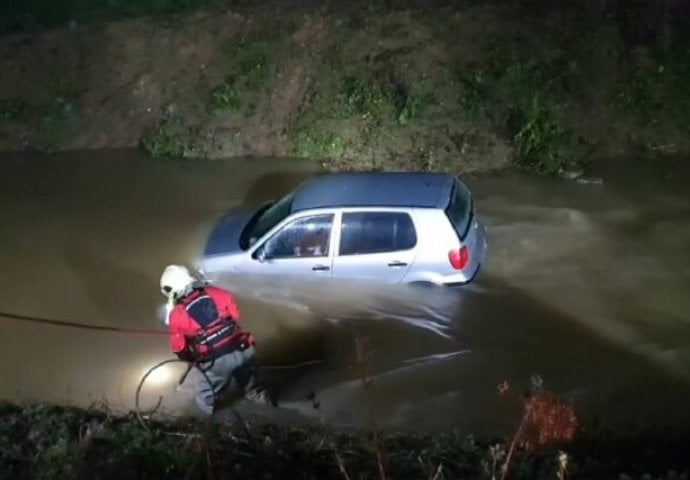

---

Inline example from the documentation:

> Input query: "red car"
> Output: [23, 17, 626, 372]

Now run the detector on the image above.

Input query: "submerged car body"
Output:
[195, 171, 487, 286]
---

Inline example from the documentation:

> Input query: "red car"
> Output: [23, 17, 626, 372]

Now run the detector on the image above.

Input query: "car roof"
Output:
[290, 171, 456, 212]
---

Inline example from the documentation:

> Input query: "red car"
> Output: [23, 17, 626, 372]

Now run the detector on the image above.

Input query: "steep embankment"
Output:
[0, 1, 688, 174]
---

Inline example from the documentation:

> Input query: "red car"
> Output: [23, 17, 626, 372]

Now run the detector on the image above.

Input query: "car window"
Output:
[445, 179, 472, 240]
[264, 214, 333, 259]
[339, 212, 416, 256]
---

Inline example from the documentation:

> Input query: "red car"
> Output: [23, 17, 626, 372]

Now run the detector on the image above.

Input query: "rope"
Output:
[1, 309, 325, 370]
[135, 358, 214, 429]
[134, 358, 255, 448]
[0, 310, 168, 335]
[4, 309, 324, 442]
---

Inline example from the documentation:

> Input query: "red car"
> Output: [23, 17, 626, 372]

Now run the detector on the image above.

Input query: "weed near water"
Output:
[456, 54, 584, 175]
[139, 115, 206, 160]
[208, 32, 282, 116]
[141, 120, 189, 159]
[291, 129, 346, 158]
[37, 98, 80, 153]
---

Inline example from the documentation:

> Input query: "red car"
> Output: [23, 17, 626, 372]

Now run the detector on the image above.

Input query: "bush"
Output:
[140, 118, 192, 159]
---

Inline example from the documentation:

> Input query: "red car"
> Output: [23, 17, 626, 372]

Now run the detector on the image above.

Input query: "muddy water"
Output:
[0, 150, 689, 436]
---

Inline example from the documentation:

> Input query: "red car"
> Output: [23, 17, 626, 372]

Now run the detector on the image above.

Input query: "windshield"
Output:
[247, 192, 295, 247]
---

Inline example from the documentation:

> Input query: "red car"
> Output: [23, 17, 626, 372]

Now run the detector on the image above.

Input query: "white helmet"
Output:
[159, 264, 197, 302]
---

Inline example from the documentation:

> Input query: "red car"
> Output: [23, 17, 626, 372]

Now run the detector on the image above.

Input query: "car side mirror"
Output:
[254, 245, 267, 262]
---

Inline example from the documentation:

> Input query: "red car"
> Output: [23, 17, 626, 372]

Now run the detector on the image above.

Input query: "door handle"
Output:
[312, 264, 330, 271]
[387, 261, 408, 267]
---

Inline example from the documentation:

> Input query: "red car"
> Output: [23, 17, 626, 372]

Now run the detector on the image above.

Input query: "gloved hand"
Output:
[176, 344, 197, 363]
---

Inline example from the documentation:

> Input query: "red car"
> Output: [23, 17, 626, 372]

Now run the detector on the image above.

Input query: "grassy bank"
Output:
[0, 0, 229, 34]
[1, 399, 689, 480]
[1, 1, 689, 175]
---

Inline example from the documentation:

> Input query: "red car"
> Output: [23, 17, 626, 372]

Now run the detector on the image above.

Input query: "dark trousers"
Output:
[195, 346, 261, 414]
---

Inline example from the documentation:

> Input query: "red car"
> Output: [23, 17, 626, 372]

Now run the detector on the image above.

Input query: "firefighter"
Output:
[159, 264, 274, 414]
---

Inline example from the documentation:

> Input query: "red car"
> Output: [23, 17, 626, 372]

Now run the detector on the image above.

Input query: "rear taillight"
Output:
[448, 246, 470, 270]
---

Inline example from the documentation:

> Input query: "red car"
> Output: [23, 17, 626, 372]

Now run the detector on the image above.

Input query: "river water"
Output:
[0, 150, 688, 436]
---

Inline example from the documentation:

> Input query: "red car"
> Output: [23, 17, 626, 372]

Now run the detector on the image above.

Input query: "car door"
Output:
[243, 213, 335, 278]
[330, 210, 418, 283]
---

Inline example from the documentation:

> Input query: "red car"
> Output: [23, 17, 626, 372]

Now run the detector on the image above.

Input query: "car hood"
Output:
[203, 207, 260, 257]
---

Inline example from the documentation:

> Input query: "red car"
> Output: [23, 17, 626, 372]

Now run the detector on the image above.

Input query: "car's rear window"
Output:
[444, 180, 473, 241]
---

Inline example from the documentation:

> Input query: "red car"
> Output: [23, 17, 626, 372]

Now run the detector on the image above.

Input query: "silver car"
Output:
[195, 171, 486, 286]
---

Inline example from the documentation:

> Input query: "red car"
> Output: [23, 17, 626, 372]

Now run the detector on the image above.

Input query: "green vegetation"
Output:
[1, 1, 690, 174]
[324, 64, 435, 126]
[0, 46, 85, 152]
[616, 44, 690, 131]
[209, 83, 242, 113]
[294, 33, 583, 173]
[0, 402, 199, 480]
[609, 37, 690, 160]
[37, 98, 80, 153]
[397, 90, 436, 126]
[140, 117, 195, 160]
[292, 129, 346, 158]
[337, 68, 397, 121]
[108, 422, 197, 475]
[289, 41, 438, 163]
[512, 98, 578, 175]
[616, 69, 657, 121]
[0, 96, 81, 153]
[1, 400, 689, 480]
[334, 69, 434, 125]
[208, 37, 276, 115]
[455, 54, 584, 175]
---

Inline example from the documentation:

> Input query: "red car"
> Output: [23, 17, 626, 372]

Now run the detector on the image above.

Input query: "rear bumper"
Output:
[442, 262, 482, 287]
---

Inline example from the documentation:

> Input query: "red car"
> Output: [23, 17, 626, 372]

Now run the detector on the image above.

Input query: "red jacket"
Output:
[167, 285, 252, 358]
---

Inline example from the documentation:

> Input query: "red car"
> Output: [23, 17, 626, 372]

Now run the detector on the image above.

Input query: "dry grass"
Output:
[352, 335, 389, 480]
